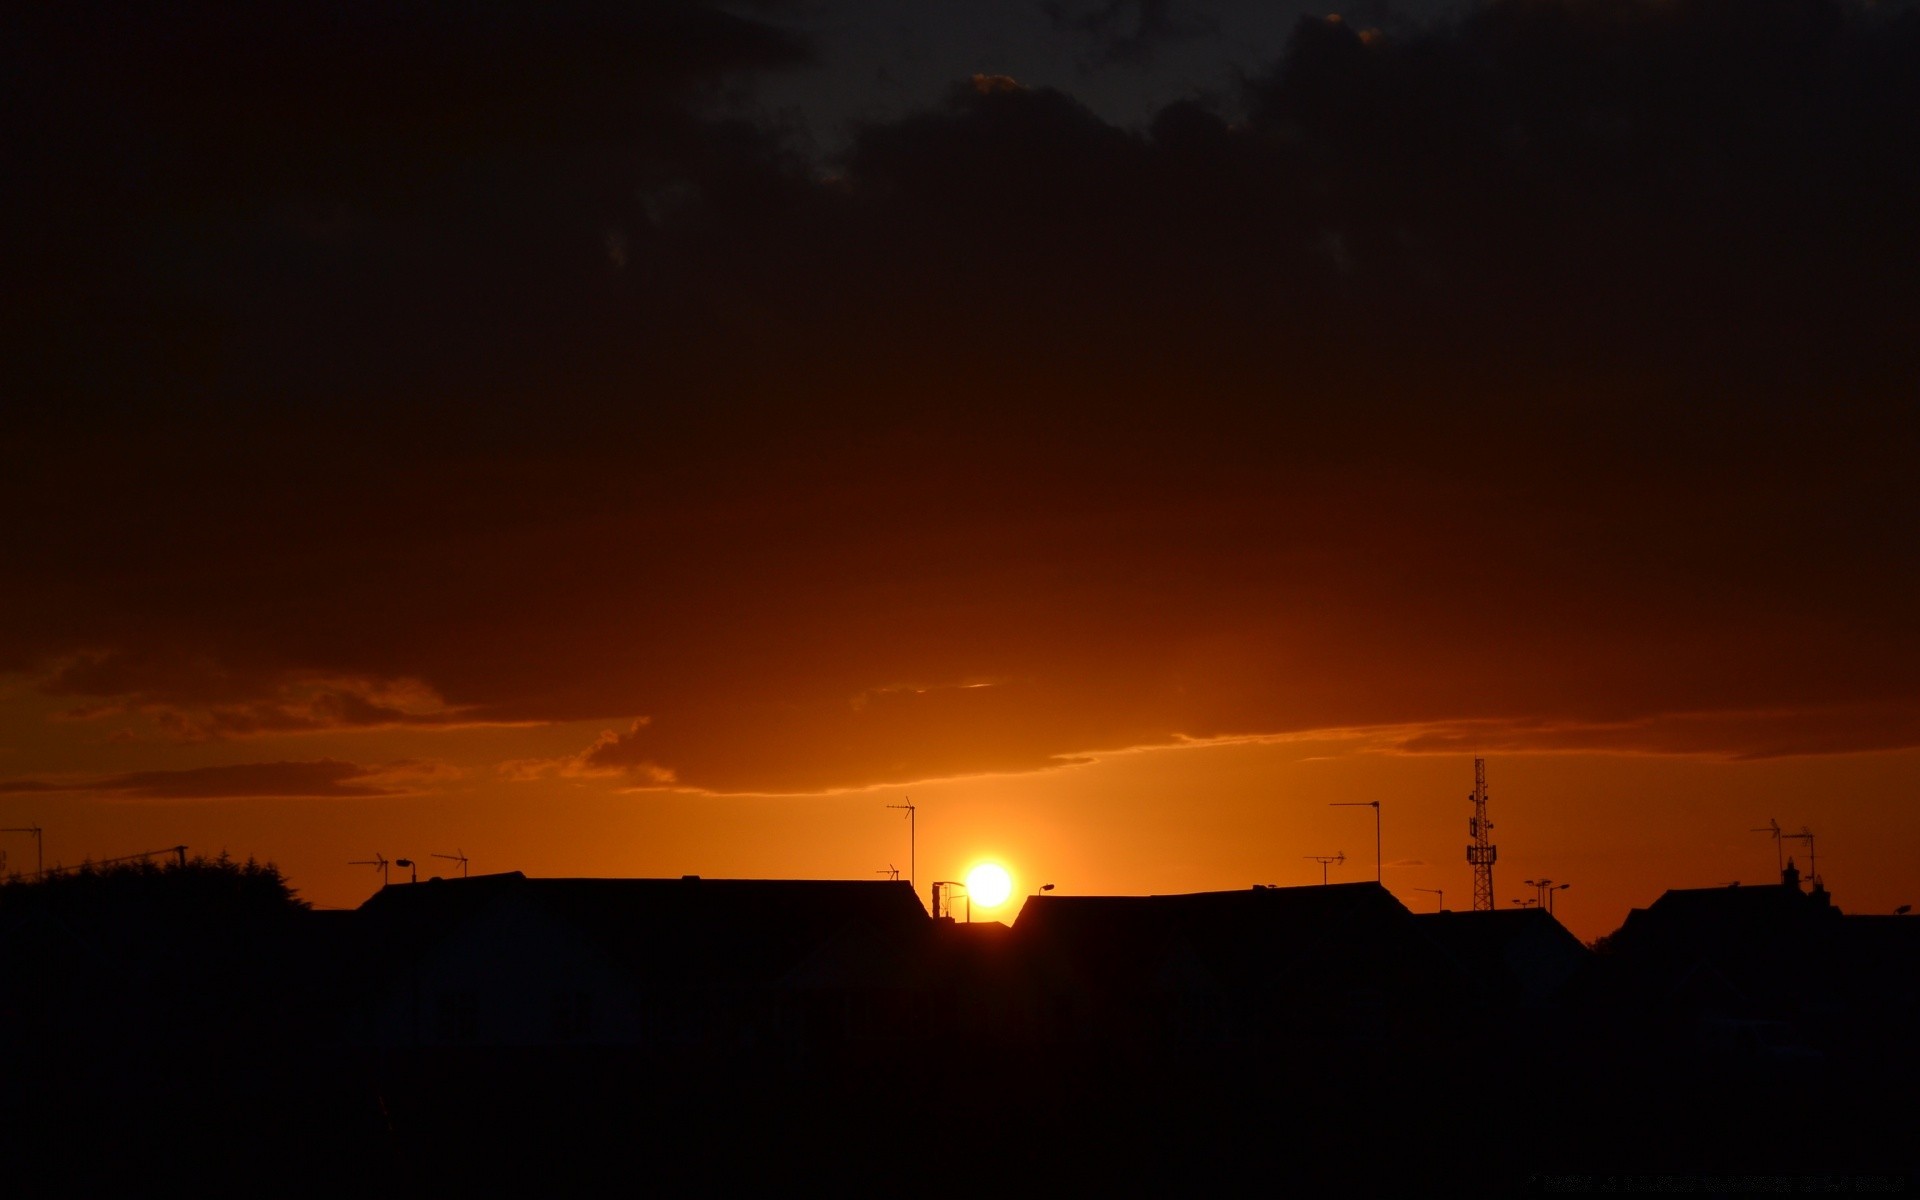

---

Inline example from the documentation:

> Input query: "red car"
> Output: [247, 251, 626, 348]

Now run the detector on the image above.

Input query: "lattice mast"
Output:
[1467, 757, 1498, 911]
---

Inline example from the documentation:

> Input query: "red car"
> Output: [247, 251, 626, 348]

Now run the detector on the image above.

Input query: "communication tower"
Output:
[1467, 757, 1497, 911]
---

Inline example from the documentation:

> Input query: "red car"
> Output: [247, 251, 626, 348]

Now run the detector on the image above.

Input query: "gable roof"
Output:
[1412, 908, 1591, 1005]
[355, 873, 929, 989]
[1013, 882, 1478, 1000]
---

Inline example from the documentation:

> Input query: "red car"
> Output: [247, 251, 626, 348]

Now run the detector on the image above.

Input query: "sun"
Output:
[965, 862, 1012, 909]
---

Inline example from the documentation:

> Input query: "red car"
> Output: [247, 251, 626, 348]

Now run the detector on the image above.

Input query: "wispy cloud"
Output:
[0, 759, 457, 801]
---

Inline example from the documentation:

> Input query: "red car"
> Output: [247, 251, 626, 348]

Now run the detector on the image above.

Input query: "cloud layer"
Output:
[4, 0, 1917, 793]
[0, 760, 445, 801]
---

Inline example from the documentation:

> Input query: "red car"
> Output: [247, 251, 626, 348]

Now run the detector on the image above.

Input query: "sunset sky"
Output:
[6, 0, 1917, 941]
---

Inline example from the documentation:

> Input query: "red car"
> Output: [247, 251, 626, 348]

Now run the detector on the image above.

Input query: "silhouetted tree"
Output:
[0, 849, 307, 917]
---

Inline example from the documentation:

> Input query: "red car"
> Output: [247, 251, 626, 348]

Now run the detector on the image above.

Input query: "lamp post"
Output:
[1330, 801, 1381, 883]
[930, 880, 969, 922]
[1524, 878, 1569, 912]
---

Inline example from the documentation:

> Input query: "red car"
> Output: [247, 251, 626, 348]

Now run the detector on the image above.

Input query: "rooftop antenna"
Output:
[0, 826, 43, 877]
[1467, 757, 1498, 911]
[1303, 852, 1345, 886]
[1781, 826, 1818, 888]
[431, 850, 469, 879]
[1330, 801, 1381, 882]
[1751, 818, 1783, 876]
[885, 798, 916, 893]
[1413, 886, 1444, 912]
[876, 864, 899, 881]
[350, 854, 390, 888]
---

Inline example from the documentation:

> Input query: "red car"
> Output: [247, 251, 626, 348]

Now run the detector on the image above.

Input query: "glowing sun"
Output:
[965, 863, 1012, 908]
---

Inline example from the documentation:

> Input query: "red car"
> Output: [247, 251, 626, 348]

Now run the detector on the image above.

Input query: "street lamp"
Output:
[1330, 801, 1382, 883]
[1524, 878, 1570, 913]
[931, 880, 970, 922]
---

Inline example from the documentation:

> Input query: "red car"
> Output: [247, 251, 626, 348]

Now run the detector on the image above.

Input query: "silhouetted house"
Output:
[1817, 912, 1920, 1068]
[342, 873, 931, 1061]
[921, 918, 1025, 1042]
[1584, 861, 1888, 1070]
[1412, 908, 1590, 1009]
[1011, 882, 1481, 1059]
[1599, 862, 1836, 1010]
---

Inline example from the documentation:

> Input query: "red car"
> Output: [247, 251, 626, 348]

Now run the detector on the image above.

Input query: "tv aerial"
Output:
[1781, 826, 1819, 887]
[876, 864, 900, 881]
[884, 798, 916, 890]
[350, 854, 390, 888]
[1303, 851, 1346, 885]
[432, 850, 470, 878]
[1751, 818, 1784, 875]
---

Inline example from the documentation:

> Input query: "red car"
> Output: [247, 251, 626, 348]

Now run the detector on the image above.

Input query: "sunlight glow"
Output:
[965, 862, 1012, 908]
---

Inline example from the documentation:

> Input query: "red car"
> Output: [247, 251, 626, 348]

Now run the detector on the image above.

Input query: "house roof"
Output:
[1607, 881, 1839, 960]
[1593, 880, 1870, 1015]
[1013, 882, 1479, 1000]
[355, 873, 930, 989]
[1412, 908, 1591, 1004]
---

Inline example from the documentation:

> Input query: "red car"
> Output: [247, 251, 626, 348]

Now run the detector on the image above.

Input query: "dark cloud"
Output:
[1044, 0, 1221, 65]
[3, 0, 1917, 791]
[1392, 707, 1920, 760]
[0, 760, 435, 800]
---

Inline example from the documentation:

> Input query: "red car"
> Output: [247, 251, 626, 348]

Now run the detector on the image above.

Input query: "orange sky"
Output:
[5, 1, 1917, 946]
[6, 667, 1917, 942]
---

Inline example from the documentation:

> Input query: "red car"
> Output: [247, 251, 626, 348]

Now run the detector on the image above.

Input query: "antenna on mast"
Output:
[1467, 757, 1498, 911]
[1414, 886, 1444, 912]
[1782, 826, 1819, 889]
[1751, 818, 1783, 876]
[876, 864, 899, 881]
[1303, 851, 1345, 885]
[432, 850, 470, 878]
[350, 854, 390, 888]
[885, 798, 916, 892]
